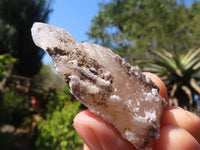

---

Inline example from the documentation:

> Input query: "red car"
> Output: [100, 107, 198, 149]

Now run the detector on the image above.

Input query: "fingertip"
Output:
[143, 72, 169, 104]
[155, 125, 200, 150]
[161, 106, 200, 142]
[73, 110, 96, 126]
[73, 123, 102, 150]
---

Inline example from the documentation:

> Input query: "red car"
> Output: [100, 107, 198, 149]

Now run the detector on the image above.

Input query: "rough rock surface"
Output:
[31, 22, 167, 149]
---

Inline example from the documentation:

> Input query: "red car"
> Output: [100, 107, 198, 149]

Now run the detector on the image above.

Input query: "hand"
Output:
[73, 73, 200, 150]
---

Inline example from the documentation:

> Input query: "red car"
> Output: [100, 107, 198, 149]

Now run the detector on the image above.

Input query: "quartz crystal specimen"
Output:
[31, 22, 167, 149]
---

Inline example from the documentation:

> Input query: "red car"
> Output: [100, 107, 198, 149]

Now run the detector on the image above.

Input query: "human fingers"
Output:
[141, 72, 200, 148]
[161, 106, 200, 142]
[143, 72, 169, 103]
[73, 110, 136, 150]
[154, 125, 200, 150]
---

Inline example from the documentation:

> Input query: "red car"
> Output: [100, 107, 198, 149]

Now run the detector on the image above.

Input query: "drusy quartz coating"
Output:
[31, 22, 167, 149]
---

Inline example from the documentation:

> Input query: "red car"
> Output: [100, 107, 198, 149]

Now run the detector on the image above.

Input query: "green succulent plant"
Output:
[139, 48, 200, 110]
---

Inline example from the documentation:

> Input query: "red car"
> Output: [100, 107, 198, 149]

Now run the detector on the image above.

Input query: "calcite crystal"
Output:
[31, 22, 167, 149]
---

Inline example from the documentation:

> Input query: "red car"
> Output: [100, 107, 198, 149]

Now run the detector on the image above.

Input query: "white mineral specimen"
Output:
[31, 22, 167, 149]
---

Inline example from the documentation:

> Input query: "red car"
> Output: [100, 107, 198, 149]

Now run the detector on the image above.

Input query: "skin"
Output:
[73, 73, 200, 150]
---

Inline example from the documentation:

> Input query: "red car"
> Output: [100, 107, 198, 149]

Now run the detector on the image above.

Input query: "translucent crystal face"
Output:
[31, 22, 167, 149]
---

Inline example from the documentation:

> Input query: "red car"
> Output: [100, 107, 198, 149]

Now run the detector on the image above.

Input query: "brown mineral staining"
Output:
[47, 47, 68, 56]
[31, 22, 167, 149]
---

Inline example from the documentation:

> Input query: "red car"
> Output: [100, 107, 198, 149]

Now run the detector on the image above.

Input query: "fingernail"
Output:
[164, 106, 179, 111]
[73, 123, 102, 150]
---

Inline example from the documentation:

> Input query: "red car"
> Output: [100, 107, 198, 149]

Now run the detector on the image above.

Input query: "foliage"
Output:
[33, 64, 65, 91]
[88, 0, 200, 62]
[45, 85, 76, 114]
[0, 84, 82, 149]
[34, 98, 83, 150]
[0, 88, 31, 127]
[0, 53, 17, 80]
[140, 48, 200, 109]
[0, 0, 53, 77]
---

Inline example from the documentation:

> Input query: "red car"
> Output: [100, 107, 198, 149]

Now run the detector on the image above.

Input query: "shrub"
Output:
[34, 100, 83, 150]
[0, 54, 17, 80]
[0, 88, 30, 127]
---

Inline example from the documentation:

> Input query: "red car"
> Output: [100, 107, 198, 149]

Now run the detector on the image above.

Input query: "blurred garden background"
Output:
[0, 0, 200, 149]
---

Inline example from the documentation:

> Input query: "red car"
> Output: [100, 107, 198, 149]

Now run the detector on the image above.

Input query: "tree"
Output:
[0, 0, 53, 77]
[88, 0, 200, 63]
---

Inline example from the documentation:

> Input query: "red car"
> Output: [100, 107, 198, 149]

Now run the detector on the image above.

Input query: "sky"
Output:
[42, 0, 193, 64]
[42, 0, 109, 64]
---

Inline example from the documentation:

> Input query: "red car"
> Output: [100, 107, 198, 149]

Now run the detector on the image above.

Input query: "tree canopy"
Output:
[0, 0, 53, 77]
[88, 0, 200, 63]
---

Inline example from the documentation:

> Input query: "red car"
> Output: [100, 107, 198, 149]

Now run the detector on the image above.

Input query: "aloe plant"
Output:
[139, 48, 200, 110]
